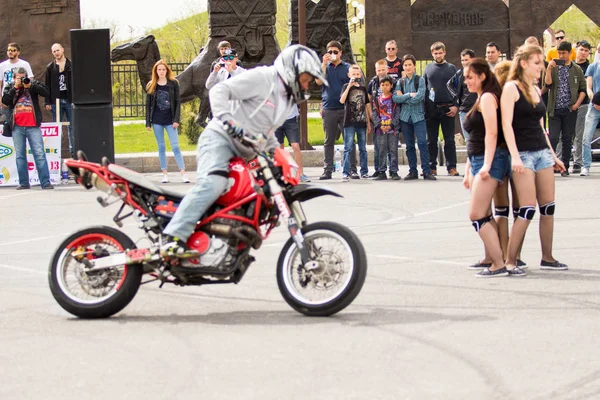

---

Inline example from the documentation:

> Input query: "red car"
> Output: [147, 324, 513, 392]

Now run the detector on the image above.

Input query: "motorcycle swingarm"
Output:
[82, 249, 159, 271]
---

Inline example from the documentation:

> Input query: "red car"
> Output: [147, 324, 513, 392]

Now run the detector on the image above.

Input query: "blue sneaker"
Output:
[299, 174, 311, 182]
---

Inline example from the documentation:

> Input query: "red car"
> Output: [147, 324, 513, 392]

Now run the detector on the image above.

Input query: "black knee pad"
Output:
[539, 201, 556, 216]
[472, 215, 493, 232]
[517, 206, 536, 220]
[494, 207, 509, 219]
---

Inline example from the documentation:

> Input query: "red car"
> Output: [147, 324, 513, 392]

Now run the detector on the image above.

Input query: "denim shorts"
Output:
[469, 148, 511, 184]
[519, 148, 554, 172]
[275, 117, 300, 145]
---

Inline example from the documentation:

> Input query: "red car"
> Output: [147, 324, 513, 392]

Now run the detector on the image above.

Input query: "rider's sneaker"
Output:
[160, 235, 199, 259]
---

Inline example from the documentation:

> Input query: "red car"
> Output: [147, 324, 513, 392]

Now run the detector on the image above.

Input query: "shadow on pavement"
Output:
[78, 308, 496, 326]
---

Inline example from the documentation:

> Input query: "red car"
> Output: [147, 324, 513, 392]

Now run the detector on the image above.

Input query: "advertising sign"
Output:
[0, 123, 62, 186]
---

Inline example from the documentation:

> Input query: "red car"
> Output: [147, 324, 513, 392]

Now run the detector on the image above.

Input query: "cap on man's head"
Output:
[592, 91, 600, 106]
[557, 41, 572, 52]
[217, 40, 231, 49]
[577, 40, 591, 50]
[224, 48, 238, 57]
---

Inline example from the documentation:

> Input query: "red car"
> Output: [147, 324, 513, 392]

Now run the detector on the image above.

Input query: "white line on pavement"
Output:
[0, 191, 39, 200]
[382, 201, 469, 224]
[373, 253, 465, 266]
[0, 235, 64, 247]
[0, 263, 45, 275]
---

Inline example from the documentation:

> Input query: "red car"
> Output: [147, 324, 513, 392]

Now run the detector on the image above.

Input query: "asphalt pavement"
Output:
[1, 163, 600, 400]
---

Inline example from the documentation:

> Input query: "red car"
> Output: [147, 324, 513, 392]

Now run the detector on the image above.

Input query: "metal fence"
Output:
[111, 62, 187, 119]
[111, 55, 413, 119]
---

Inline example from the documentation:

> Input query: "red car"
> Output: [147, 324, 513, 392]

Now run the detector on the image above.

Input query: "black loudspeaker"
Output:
[70, 29, 112, 104]
[73, 104, 115, 163]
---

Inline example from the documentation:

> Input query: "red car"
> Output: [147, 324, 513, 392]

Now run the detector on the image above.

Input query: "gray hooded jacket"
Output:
[206, 65, 294, 159]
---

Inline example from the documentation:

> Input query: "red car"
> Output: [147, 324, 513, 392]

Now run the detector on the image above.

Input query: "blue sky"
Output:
[79, 0, 207, 40]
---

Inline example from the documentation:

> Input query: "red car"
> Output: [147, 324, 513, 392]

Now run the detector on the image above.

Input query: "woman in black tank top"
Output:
[501, 45, 568, 273]
[462, 59, 510, 278]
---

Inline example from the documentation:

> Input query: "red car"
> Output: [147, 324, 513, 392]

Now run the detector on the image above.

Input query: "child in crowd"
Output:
[340, 64, 370, 181]
[367, 60, 391, 177]
[371, 75, 401, 180]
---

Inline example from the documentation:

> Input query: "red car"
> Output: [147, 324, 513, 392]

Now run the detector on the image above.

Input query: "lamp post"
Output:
[347, 1, 365, 33]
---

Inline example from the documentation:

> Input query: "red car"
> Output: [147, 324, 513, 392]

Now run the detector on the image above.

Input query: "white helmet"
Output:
[274, 44, 328, 104]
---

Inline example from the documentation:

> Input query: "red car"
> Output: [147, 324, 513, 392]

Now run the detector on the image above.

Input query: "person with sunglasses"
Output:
[545, 30, 576, 62]
[384, 40, 403, 82]
[206, 49, 246, 90]
[317, 40, 358, 180]
[0, 43, 34, 123]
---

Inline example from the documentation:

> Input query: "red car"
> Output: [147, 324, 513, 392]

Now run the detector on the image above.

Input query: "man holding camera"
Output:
[0, 43, 34, 123]
[544, 41, 586, 176]
[205, 48, 245, 90]
[1, 67, 53, 190]
[317, 40, 357, 180]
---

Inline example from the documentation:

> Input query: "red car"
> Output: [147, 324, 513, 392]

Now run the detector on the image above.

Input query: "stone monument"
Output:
[2, 0, 81, 78]
[1, 0, 81, 158]
[288, 0, 354, 63]
[177, 0, 281, 126]
[364, 0, 600, 77]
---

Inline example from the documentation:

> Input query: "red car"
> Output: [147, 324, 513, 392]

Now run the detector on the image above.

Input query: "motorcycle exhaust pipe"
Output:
[202, 224, 262, 249]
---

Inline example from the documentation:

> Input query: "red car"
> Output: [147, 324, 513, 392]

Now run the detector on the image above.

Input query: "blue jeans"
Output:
[402, 118, 431, 174]
[51, 99, 73, 156]
[163, 129, 234, 241]
[12, 125, 51, 187]
[342, 126, 367, 176]
[152, 124, 185, 171]
[582, 105, 600, 168]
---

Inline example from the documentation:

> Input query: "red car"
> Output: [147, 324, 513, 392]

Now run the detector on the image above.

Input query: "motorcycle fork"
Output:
[259, 157, 313, 267]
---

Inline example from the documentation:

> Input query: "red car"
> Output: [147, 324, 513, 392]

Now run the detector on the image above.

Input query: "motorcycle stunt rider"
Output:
[161, 45, 328, 258]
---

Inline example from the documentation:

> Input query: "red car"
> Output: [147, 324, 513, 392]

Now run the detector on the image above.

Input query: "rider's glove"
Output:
[223, 121, 244, 139]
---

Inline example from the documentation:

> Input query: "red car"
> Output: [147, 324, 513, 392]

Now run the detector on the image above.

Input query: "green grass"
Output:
[114, 119, 342, 153]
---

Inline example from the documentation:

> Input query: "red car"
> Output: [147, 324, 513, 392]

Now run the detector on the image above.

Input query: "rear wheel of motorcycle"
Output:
[48, 226, 143, 319]
[276, 221, 367, 316]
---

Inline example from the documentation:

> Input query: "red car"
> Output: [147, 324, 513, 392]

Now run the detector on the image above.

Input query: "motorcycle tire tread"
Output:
[276, 221, 367, 317]
[48, 225, 144, 319]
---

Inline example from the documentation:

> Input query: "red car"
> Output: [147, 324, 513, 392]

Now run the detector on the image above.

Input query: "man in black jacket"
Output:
[2, 67, 53, 190]
[44, 43, 73, 157]
[447, 49, 477, 143]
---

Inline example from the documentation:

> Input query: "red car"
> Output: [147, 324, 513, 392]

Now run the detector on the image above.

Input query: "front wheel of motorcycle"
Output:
[48, 226, 143, 318]
[276, 221, 367, 316]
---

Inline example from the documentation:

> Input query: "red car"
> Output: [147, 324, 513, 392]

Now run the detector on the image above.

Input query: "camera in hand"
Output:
[21, 77, 31, 85]
[553, 59, 566, 66]
[353, 78, 363, 85]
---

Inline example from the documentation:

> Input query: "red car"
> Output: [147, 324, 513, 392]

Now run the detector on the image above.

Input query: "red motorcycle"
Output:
[49, 146, 367, 318]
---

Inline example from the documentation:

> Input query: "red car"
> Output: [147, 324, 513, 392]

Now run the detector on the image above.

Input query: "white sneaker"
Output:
[341, 174, 349, 182]
[161, 173, 169, 183]
[580, 167, 589, 176]
[181, 174, 190, 183]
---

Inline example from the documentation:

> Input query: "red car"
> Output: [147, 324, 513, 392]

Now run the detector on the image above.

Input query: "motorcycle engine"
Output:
[183, 232, 230, 269]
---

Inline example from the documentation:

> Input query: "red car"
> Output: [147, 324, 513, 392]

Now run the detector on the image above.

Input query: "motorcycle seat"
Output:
[107, 164, 185, 200]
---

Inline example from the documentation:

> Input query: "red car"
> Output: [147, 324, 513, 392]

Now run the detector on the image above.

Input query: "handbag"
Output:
[1, 121, 11, 138]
